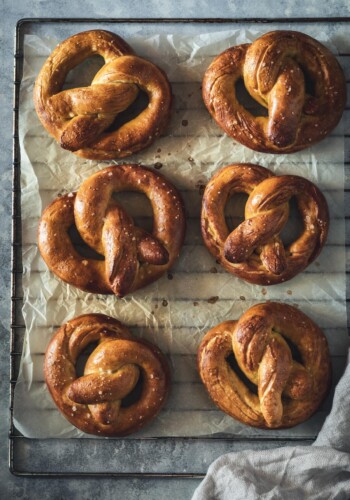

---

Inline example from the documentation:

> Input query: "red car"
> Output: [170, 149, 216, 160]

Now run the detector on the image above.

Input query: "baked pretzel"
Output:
[203, 30, 346, 153]
[34, 30, 172, 160]
[201, 163, 329, 285]
[198, 302, 331, 429]
[45, 314, 170, 436]
[38, 164, 186, 297]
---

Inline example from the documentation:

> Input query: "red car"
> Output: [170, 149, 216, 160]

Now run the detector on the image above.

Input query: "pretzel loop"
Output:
[34, 30, 172, 159]
[45, 314, 170, 436]
[197, 303, 331, 429]
[201, 163, 329, 285]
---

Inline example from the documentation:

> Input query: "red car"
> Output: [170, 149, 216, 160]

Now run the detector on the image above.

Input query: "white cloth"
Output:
[192, 359, 350, 500]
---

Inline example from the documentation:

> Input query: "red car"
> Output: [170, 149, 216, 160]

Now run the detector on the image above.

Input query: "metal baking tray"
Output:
[11, 17, 350, 477]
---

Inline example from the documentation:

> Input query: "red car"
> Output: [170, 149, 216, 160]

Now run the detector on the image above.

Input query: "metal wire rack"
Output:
[10, 17, 350, 477]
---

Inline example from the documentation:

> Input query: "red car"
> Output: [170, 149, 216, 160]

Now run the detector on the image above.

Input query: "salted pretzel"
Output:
[45, 314, 170, 436]
[34, 30, 172, 160]
[198, 302, 331, 429]
[202, 30, 346, 153]
[201, 163, 329, 285]
[38, 164, 186, 297]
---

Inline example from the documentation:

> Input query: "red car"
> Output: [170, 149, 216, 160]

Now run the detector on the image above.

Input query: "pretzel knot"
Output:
[201, 163, 329, 285]
[34, 30, 172, 160]
[197, 302, 331, 429]
[38, 164, 186, 297]
[45, 314, 170, 436]
[203, 30, 346, 153]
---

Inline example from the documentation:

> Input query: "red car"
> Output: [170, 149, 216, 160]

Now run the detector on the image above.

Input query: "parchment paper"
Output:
[13, 28, 348, 438]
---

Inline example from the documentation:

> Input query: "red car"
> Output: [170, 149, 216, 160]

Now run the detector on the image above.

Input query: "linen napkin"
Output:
[192, 357, 350, 500]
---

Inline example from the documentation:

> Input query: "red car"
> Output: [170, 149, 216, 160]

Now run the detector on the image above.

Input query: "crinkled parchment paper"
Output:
[14, 28, 348, 438]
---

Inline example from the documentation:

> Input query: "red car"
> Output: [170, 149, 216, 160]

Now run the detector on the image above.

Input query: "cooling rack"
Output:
[10, 17, 350, 477]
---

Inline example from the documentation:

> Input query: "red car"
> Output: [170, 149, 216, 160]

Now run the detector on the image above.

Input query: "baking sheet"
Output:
[13, 27, 348, 439]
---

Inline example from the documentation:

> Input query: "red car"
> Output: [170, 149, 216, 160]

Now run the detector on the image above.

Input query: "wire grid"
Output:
[10, 17, 350, 477]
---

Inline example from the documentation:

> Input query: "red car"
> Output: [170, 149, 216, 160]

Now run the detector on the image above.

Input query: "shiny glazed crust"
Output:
[201, 163, 329, 285]
[202, 30, 346, 153]
[38, 164, 186, 297]
[197, 302, 331, 429]
[33, 30, 172, 159]
[44, 314, 170, 437]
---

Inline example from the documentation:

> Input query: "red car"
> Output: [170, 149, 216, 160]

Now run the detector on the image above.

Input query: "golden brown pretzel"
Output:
[45, 314, 170, 436]
[197, 302, 331, 429]
[202, 30, 346, 153]
[34, 30, 172, 160]
[38, 164, 186, 297]
[201, 163, 329, 285]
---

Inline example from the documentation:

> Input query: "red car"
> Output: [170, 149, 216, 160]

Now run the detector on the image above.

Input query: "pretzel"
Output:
[198, 302, 331, 429]
[45, 314, 170, 436]
[34, 30, 172, 160]
[38, 164, 186, 297]
[202, 30, 346, 153]
[201, 163, 329, 285]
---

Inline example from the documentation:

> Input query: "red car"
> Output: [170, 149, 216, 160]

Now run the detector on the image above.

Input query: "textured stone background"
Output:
[1, 2, 349, 498]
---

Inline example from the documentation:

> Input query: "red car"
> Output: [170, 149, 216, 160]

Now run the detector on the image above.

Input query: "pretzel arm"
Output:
[258, 336, 292, 427]
[267, 60, 305, 147]
[67, 365, 140, 404]
[224, 209, 287, 264]
[135, 227, 169, 265]
[259, 237, 288, 275]
[102, 206, 138, 298]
